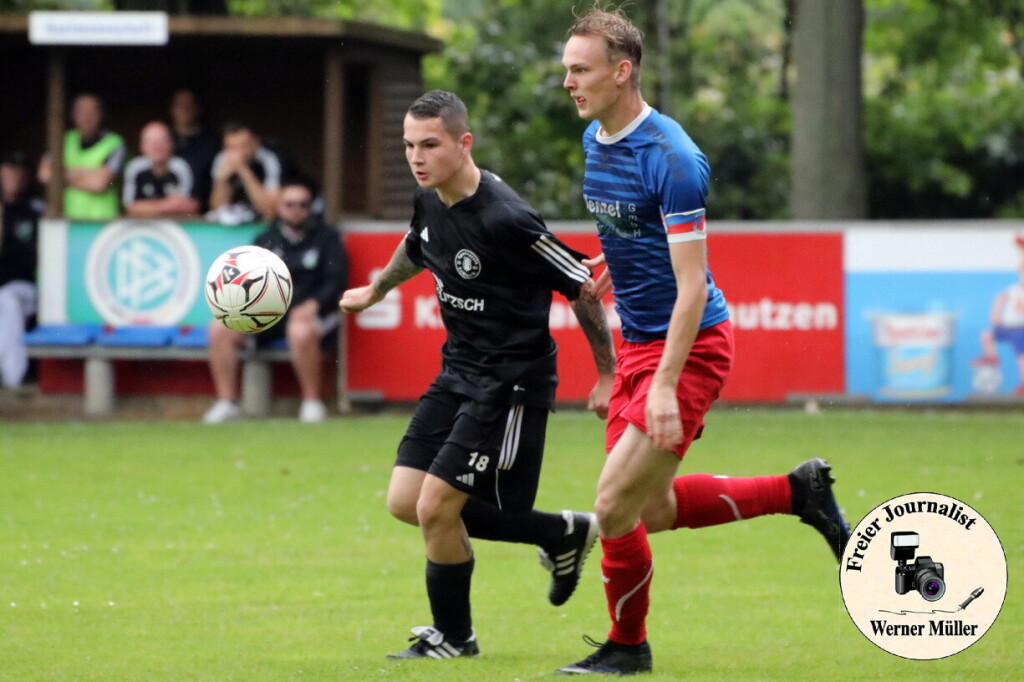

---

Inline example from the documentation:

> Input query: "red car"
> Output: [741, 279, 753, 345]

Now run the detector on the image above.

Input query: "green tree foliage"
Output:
[227, 0, 441, 29]
[7, 0, 1018, 218]
[0, 0, 112, 9]
[659, 0, 791, 220]
[425, 1, 587, 219]
[864, 0, 1024, 217]
[429, 0, 1023, 219]
[426, 0, 793, 219]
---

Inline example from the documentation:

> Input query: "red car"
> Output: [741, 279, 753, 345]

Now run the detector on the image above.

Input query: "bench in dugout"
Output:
[23, 324, 339, 417]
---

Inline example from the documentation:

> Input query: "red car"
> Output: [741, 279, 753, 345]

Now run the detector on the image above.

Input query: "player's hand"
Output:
[645, 381, 683, 452]
[215, 151, 244, 179]
[582, 253, 613, 300]
[339, 284, 383, 313]
[587, 372, 614, 420]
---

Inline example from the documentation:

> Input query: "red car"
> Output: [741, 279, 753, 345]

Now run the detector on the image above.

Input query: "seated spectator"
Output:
[169, 89, 219, 213]
[123, 122, 200, 217]
[203, 181, 347, 423]
[207, 122, 281, 225]
[37, 93, 125, 220]
[0, 151, 44, 390]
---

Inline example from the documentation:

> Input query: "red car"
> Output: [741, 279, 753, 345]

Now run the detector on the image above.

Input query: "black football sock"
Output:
[426, 558, 474, 642]
[461, 497, 565, 549]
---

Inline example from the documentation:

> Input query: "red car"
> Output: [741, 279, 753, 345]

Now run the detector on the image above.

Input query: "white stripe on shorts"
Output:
[499, 405, 524, 471]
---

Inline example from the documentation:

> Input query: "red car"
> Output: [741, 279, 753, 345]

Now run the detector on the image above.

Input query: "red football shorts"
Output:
[605, 320, 734, 459]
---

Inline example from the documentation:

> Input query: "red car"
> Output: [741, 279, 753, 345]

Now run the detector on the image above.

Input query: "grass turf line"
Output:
[0, 410, 1019, 681]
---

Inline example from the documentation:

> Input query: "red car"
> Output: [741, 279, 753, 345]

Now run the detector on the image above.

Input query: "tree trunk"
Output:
[790, 0, 867, 219]
[643, 0, 672, 114]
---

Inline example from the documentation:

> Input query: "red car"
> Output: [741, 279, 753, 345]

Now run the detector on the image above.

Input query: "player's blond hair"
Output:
[567, 3, 643, 88]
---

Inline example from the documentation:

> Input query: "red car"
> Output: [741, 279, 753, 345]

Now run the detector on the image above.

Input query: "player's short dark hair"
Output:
[221, 120, 253, 137]
[280, 178, 314, 197]
[568, 3, 643, 88]
[0, 150, 29, 168]
[407, 90, 470, 139]
[73, 92, 104, 111]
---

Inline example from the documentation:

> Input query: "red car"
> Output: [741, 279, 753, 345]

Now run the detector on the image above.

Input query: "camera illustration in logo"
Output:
[891, 531, 945, 601]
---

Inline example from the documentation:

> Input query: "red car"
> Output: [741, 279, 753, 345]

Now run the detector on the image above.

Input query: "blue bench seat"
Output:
[24, 324, 104, 347]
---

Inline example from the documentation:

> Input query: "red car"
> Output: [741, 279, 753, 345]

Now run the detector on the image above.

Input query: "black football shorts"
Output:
[396, 383, 549, 512]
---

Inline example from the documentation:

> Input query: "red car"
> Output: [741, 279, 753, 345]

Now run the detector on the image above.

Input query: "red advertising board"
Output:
[710, 233, 845, 401]
[344, 231, 619, 402]
[345, 230, 844, 403]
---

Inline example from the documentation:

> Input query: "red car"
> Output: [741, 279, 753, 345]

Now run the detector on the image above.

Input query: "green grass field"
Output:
[0, 409, 1019, 681]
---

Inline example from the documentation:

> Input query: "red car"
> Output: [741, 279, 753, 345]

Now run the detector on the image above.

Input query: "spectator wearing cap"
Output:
[203, 181, 347, 424]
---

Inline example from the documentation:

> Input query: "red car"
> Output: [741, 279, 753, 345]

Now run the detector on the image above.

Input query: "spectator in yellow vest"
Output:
[37, 93, 125, 220]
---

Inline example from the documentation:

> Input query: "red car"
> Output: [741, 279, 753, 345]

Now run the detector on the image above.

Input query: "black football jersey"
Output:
[405, 171, 591, 407]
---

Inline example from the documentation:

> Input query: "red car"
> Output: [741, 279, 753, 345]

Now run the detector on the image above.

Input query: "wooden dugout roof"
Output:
[0, 13, 444, 221]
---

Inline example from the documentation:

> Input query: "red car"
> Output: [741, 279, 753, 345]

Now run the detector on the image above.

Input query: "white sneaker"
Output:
[203, 399, 241, 424]
[298, 399, 327, 423]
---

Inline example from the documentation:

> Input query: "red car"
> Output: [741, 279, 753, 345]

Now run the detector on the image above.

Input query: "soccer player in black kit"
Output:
[340, 90, 617, 659]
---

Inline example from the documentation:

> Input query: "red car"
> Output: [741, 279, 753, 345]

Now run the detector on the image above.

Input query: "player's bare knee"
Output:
[416, 489, 461, 532]
[414, 493, 442, 530]
[595, 491, 634, 537]
[387, 493, 419, 526]
[286, 324, 317, 348]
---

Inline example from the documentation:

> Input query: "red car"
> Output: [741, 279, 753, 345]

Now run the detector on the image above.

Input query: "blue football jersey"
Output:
[582, 105, 729, 342]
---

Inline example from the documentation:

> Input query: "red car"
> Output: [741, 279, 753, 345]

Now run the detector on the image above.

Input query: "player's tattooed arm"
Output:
[571, 290, 616, 418]
[571, 291, 616, 376]
[372, 241, 423, 296]
[340, 241, 422, 313]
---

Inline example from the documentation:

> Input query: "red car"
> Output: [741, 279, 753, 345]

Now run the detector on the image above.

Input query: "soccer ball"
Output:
[205, 246, 293, 333]
[971, 362, 1002, 395]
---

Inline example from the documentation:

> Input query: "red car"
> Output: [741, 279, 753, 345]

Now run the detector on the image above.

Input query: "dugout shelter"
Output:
[0, 13, 443, 222]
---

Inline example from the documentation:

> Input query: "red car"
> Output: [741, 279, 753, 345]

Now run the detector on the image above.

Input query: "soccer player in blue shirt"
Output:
[556, 6, 851, 675]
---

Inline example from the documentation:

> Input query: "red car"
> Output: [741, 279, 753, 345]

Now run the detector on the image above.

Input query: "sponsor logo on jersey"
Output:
[454, 249, 482, 279]
[584, 194, 622, 218]
[432, 273, 485, 312]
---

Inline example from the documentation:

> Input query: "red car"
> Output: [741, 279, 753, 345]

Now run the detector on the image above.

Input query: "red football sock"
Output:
[671, 474, 791, 530]
[601, 524, 653, 645]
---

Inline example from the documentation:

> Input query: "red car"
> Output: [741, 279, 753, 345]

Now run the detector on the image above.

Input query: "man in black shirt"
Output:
[0, 152, 44, 389]
[208, 122, 281, 225]
[123, 121, 199, 217]
[204, 181, 347, 423]
[341, 91, 616, 660]
[169, 89, 220, 213]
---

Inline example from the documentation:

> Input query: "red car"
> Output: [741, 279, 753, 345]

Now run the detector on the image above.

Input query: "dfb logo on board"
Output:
[85, 220, 200, 325]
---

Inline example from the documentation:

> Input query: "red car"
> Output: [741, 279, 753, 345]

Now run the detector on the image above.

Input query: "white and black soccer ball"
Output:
[205, 246, 293, 333]
[971, 362, 1002, 395]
